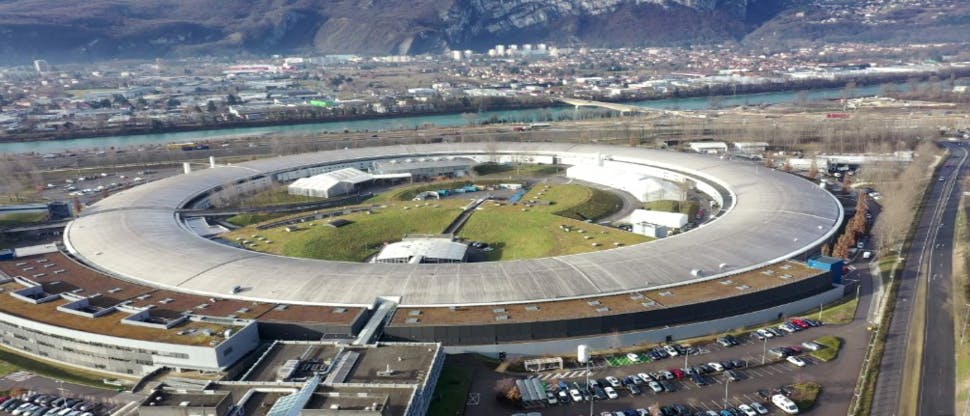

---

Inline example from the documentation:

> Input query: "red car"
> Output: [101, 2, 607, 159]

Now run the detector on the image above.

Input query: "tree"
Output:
[206, 100, 218, 113]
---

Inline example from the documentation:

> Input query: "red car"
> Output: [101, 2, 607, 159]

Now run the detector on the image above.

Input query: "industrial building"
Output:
[138, 341, 443, 416]
[0, 141, 841, 377]
[688, 141, 729, 153]
[372, 157, 475, 179]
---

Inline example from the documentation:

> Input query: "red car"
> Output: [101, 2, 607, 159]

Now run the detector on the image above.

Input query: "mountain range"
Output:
[0, 0, 964, 63]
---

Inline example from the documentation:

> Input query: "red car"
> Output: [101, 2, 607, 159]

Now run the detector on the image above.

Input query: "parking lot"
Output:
[462, 313, 868, 416]
[0, 372, 123, 416]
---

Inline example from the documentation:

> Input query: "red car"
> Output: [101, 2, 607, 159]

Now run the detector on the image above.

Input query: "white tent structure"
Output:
[566, 165, 682, 202]
[288, 168, 409, 198]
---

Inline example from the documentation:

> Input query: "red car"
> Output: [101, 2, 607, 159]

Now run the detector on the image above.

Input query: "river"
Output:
[0, 83, 890, 155]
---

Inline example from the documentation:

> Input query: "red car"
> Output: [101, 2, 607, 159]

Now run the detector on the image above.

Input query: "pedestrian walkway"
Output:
[534, 369, 591, 381]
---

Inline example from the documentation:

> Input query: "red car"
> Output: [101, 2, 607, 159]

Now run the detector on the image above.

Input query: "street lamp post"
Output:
[723, 375, 731, 409]
[762, 337, 768, 365]
[578, 345, 593, 416]
[961, 304, 970, 344]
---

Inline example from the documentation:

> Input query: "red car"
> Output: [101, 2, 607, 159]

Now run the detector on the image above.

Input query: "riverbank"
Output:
[0, 75, 949, 155]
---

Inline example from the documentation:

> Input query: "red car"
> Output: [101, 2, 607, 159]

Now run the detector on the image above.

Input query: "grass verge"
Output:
[226, 212, 287, 227]
[810, 335, 843, 362]
[0, 212, 48, 227]
[796, 295, 859, 325]
[553, 187, 624, 221]
[790, 382, 823, 411]
[0, 346, 118, 389]
[427, 365, 472, 416]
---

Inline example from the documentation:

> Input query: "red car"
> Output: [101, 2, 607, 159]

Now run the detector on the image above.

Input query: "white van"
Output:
[772, 394, 799, 414]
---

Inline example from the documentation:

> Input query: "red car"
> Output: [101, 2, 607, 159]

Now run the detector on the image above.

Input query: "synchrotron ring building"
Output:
[65, 142, 842, 308]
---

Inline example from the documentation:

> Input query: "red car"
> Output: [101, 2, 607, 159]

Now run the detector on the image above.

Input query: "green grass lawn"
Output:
[226, 212, 287, 227]
[790, 382, 822, 411]
[461, 184, 648, 260]
[0, 212, 48, 227]
[236, 186, 319, 208]
[427, 365, 472, 416]
[810, 335, 843, 362]
[802, 295, 859, 325]
[224, 200, 467, 262]
[228, 184, 649, 262]
[0, 347, 117, 388]
[553, 186, 624, 221]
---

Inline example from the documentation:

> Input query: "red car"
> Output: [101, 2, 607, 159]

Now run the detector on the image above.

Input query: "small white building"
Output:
[733, 142, 769, 154]
[688, 141, 728, 154]
[629, 209, 688, 229]
[632, 222, 669, 238]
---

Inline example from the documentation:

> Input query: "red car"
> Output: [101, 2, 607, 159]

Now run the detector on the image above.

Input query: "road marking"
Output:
[466, 392, 480, 406]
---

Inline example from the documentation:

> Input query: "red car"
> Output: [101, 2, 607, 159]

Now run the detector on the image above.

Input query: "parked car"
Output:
[626, 352, 641, 362]
[750, 402, 770, 415]
[604, 386, 619, 399]
[786, 356, 807, 367]
[726, 370, 743, 381]
[738, 404, 758, 416]
[708, 361, 725, 372]
[569, 389, 584, 402]
[648, 381, 664, 393]
[801, 341, 823, 351]
[606, 376, 622, 388]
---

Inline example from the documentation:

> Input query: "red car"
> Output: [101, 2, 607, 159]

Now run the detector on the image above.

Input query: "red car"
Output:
[790, 319, 810, 329]
[670, 368, 686, 379]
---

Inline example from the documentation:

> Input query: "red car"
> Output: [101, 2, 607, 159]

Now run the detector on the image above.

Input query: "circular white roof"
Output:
[64, 143, 842, 307]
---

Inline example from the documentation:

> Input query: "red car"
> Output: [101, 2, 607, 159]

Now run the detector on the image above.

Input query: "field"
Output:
[226, 199, 467, 262]
[224, 183, 648, 262]
[460, 184, 648, 260]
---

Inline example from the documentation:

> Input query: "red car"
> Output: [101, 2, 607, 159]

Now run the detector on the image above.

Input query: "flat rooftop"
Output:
[390, 261, 824, 326]
[306, 387, 413, 415]
[144, 390, 229, 407]
[346, 344, 437, 385]
[243, 343, 340, 382]
[0, 252, 364, 339]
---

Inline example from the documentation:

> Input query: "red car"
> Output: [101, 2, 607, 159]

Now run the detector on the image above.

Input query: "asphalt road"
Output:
[919, 144, 968, 416]
[871, 143, 968, 416]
